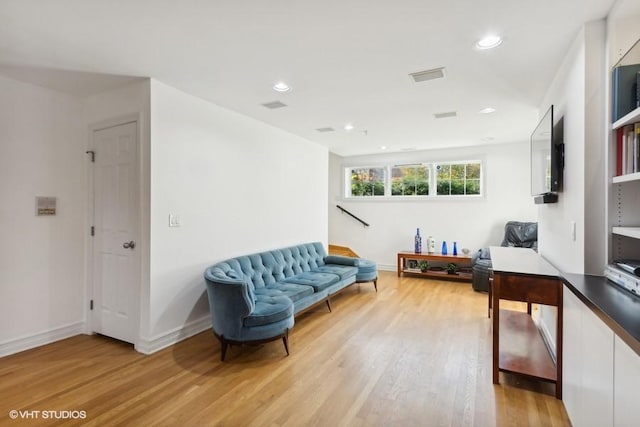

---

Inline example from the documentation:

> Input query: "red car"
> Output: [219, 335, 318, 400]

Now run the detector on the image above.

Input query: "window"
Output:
[391, 165, 429, 196]
[435, 162, 481, 196]
[349, 167, 386, 197]
[345, 161, 481, 198]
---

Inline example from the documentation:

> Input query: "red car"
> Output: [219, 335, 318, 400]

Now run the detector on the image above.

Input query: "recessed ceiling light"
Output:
[344, 123, 354, 131]
[273, 81, 291, 92]
[477, 35, 503, 50]
[479, 107, 496, 114]
[380, 146, 387, 150]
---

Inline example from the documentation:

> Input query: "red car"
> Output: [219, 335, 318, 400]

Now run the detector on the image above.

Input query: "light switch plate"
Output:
[169, 214, 181, 227]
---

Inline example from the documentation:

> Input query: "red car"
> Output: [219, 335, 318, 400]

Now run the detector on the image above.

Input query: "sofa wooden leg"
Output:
[326, 298, 332, 312]
[374, 279, 378, 292]
[282, 330, 290, 356]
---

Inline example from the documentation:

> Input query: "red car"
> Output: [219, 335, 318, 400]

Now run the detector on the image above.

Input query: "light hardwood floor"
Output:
[0, 271, 570, 426]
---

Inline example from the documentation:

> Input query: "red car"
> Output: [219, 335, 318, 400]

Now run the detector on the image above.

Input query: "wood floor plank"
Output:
[0, 271, 570, 426]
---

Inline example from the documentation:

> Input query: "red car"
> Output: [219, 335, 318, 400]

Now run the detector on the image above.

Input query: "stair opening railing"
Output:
[336, 205, 369, 227]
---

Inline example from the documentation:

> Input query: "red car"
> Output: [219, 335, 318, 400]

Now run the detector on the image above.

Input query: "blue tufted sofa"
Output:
[204, 242, 377, 361]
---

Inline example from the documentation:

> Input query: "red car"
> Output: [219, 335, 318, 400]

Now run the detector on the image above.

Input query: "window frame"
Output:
[390, 163, 431, 197]
[345, 165, 388, 197]
[434, 161, 482, 197]
[343, 160, 483, 200]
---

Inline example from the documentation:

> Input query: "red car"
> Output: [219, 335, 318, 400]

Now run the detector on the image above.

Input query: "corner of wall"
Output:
[135, 315, 210, 355]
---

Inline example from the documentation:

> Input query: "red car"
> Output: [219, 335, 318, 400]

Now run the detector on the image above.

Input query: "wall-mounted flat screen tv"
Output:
[531, 105, 564, 204]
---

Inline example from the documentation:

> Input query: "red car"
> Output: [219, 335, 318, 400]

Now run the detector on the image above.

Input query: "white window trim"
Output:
[343, 160, 484, 201]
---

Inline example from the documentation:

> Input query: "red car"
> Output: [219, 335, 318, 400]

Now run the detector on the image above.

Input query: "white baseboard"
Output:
[0, 322, 85, 357]
[136, 315, 211, 355]
[378, 264, 395, 272]
[536, 315, 557, 362]
[0, 317, 212, 357]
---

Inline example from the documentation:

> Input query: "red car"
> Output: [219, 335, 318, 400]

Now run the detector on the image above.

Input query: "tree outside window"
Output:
[346, 161, 481, 198]
[391, 165, 429, 196]
[350, 167, 386, 196]
[436, 162, 481, 196]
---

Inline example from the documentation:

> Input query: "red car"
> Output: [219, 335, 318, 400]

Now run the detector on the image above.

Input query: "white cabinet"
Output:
[562, 287, 582, 423]
[614, 335, 640, 427]
[562, 286, 614, 427]
[564, 285, 640, 427]
[581, 305, 614, 427]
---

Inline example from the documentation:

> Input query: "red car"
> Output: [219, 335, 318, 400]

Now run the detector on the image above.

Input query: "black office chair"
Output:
[470, 221, 538, 292]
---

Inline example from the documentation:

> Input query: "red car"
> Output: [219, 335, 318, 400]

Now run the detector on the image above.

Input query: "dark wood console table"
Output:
[490, 246, 563, 399]
[396, 251, 472, 281]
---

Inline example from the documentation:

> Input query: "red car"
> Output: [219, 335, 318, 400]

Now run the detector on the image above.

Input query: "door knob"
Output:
[123, 241, 136, 249]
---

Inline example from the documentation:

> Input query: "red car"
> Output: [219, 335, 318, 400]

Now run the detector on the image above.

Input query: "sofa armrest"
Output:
[204, 265, 256, 339]
[205, 266, 244, 285]
[204, 264, 255, 305]
[324, 255, 360, 266]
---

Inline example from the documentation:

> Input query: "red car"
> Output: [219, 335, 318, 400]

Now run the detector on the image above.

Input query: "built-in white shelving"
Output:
[610, 39, 640, 261]
[612, 227, 640, 240]
[613, 107, 640, 130]
[612, 171, 640, 184]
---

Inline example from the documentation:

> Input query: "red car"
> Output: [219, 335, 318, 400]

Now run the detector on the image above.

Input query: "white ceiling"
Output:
[0, 0, 616, 156]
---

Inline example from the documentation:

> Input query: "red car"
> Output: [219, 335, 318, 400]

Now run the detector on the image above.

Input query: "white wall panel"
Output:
[0, 75, 85, 355]
[148, 80, 328, 340]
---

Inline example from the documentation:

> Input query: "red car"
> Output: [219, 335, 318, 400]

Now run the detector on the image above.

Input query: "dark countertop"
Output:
[562, 273, 640, 356]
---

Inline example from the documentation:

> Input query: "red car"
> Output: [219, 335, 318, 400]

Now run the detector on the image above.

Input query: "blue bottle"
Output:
[414, 228, 422, 253]
[441, 240, 448, 255]
[453, 241, 458, 256]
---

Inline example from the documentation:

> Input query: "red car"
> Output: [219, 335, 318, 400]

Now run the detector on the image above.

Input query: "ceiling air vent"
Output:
[316, 127, 335, 133]
[434, 111, 457, 119]
[262, 101, 287, 109]
[409, 67, 446, 83]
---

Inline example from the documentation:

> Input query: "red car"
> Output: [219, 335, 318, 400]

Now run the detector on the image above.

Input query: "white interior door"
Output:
[92, 121, 139, 344]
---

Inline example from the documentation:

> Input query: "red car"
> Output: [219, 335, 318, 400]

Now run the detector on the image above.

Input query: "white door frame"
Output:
[85, 113, 143, 346]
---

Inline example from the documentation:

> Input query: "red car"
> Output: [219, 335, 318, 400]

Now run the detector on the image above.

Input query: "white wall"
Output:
[0, 75, 86, 355]
[584, 22, 608, 274]
[535, 20, 607, 351]
[536, 29, 588, 275]
[536, 21, 607, 276]
[85, 79, 329, 351]
[146, 80, 328, 346]
[329, 142, 537, 269]
[0, 74, 328, 356]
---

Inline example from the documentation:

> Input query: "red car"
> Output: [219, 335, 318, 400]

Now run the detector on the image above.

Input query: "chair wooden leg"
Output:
[220, 337, 228, 362]
[326, 298, 332, 312]
[488, 278, 493, 318]
[374, 279, 378, 292]
[282, 330, 290, 356]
